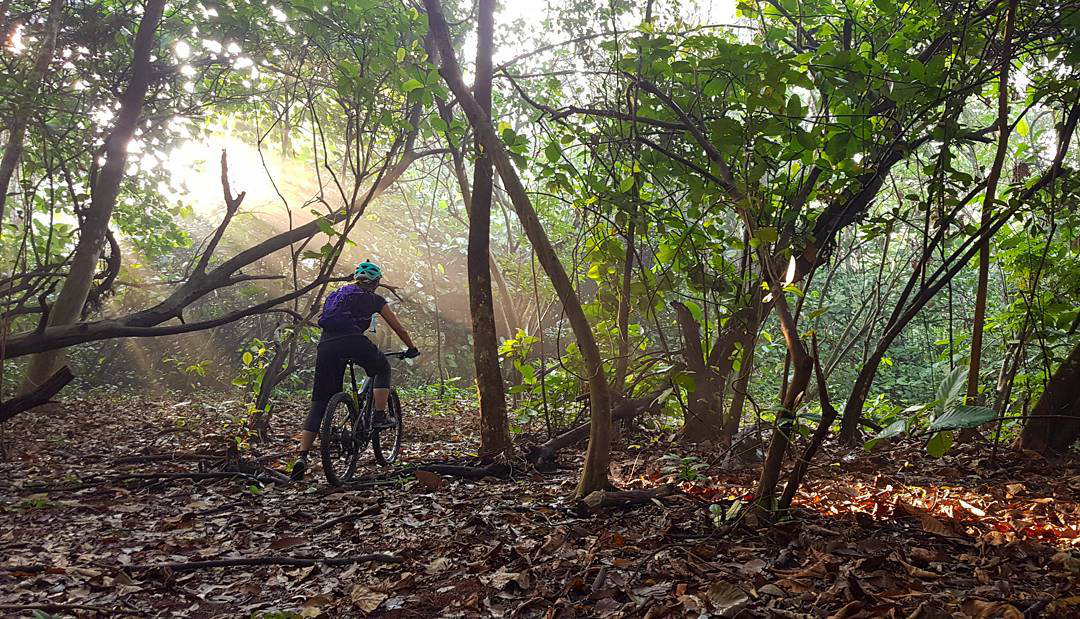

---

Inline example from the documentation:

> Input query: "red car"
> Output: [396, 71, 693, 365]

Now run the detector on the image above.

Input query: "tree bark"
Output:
[671, 301, 723, 442]
[468, 0, 511, 459]
[966, 0, 1017, 407]
[753, 287, 813, 515]
[424, 0, 613, 496]
[21, 0, 165, 392]
[0, 0, 64, 234]
[1019, 340, 1080, 453]
[0, 365, 72, 424]
[724, 322, 757, 443]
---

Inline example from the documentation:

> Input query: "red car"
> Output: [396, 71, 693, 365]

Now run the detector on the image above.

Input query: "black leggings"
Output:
[303, 334, 390, 432]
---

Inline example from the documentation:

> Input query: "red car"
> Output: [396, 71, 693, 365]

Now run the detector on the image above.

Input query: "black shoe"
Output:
[290, 457, 308, 481]
[372, 411, 397, 430]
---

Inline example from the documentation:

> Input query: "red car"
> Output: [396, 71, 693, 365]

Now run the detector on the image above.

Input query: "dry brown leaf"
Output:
[425, 556, 451, 574]
[828, 600, 865, 619]
[705, 581, 749, 616]
[269, 536, 307, 550]
[960, 598, 1021, 618]
[414, 469, 448, 490]
[350, 585, 387, 613]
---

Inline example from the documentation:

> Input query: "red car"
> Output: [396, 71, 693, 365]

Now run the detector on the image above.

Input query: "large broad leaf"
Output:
[926, 430, 953, 457]
[934, 366, 968, 415]
[864, 418, 907, 450]
[928, 405, 997, 431]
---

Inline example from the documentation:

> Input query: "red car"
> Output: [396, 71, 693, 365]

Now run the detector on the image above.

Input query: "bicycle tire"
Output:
[372, 389, 403, 465]
[320, 391, 365, 485]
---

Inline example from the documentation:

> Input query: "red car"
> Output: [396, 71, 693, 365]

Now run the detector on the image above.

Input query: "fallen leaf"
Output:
[739, 558, 767, 576]
[269, 535, 307, 550]
[425, 556, 451, 574]
[961, 598, 1021, 618]
[414, 469, 448, 490]
[706, 581, 749, 616]
[350, 585, 387, 612]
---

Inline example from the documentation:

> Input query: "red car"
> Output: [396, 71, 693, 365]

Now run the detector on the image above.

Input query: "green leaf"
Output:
[315, 217, 336, 237]
[934, 366, 967, 415]
[866, 418, 907, 451]
[242, 351, 254, 365]
[544, 142, 561, 163]
[619, 175, 636, 193]
[1017, 117, 1029, 137]
[928, 405, 997, 431]
[753, 226, 778, 244]
[926, 430, 953, 457]
[396, 47, 406, 63]
[401, 78, 423, 93]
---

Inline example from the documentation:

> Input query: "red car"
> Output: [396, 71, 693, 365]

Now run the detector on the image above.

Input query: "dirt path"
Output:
[2, 395, 1078, 617]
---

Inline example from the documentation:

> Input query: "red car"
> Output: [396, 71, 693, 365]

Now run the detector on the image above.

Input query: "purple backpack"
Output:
[318, 284, 360, 331]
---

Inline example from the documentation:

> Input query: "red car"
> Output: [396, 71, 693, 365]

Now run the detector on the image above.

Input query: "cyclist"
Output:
[290, 260, 419, 481]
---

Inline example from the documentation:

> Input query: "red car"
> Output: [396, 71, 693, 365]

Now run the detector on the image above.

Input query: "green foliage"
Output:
[660, 453, 707, 482]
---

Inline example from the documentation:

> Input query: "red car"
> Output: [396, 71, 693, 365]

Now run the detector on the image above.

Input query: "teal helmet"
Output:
[353, 260, 382, 283]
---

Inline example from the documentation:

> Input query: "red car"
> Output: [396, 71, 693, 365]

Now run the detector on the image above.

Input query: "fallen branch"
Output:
[0, 603, 147, 616]
[0, 365, 74, 423]
[110, 452, 220, 465]
[527, 389, 667, 471]
[312, 505, 381, 533]
[343, 461, 511, 488]
[581, 483, 678, 511]
[131, 553, 402, 572]
[22, 471, 283, 493]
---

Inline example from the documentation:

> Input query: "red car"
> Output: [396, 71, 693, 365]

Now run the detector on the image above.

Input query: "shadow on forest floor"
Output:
[1, 394, 1078, 618]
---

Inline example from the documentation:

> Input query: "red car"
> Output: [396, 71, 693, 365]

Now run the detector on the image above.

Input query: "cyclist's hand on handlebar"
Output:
[403, 347, 420, 359]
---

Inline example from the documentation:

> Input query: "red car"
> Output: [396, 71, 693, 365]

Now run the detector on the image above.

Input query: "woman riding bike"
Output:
[290, 261, 419, 481]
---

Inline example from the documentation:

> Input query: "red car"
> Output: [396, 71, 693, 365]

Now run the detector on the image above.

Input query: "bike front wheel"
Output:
[320, 391, 366, 485]
[372, 389, 403, 465]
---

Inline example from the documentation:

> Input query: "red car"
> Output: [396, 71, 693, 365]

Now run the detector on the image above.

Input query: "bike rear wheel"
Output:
[372, 389, 403, 465]
[320, 391, 366, 485]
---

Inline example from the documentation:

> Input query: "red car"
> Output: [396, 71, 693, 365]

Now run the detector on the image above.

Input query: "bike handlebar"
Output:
[384, 350, 415, 359]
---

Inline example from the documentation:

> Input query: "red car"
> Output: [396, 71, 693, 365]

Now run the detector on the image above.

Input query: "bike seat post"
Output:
[348, 361, 359, 395]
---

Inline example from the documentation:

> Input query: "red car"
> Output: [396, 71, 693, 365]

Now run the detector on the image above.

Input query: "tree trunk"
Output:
[839, 351, 884, 443]
[424, 0, 613, 496]
[468, 0, 511, 459]
[1018, 340, 1080, 453]
[966, 0, 1017, 409]
[0, 0, 64, 234]
[613, 223, 634, 397]
[21, 0, 165, 392]
[672, 301, 723, 442]
[753, 288, 813, 515]
[724, 325, 757, 443]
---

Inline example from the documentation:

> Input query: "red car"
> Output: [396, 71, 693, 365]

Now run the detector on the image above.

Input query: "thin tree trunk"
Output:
[468, 0, 511, 459]
[21, 0, 165, 392]
[753, 286, 813, 516]
[966, 0, 1017, 407]
[0, 0, 64, 234]
[724, 324, 757, 443]
[672, 301, 723, 442]
[424, 0, 612, 495]
[613, 222, 634, 396]
[1018, 340, 1080, 453]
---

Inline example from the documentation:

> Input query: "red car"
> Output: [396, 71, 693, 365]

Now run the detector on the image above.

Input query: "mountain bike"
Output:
[320, 351, 407, 486]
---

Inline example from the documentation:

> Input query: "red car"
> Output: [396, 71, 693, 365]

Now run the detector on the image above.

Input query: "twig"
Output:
[312, 505, 380, 533]
[131, 554, 402, 572]
[0, 603, 147, 616]
[22, 471, 280, 493]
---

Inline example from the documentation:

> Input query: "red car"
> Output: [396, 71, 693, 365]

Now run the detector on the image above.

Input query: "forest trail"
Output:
[2, 396, 1077, 618]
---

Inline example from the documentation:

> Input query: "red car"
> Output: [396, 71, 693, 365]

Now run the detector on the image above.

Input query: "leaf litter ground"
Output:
[1, 394, 1078, 618]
